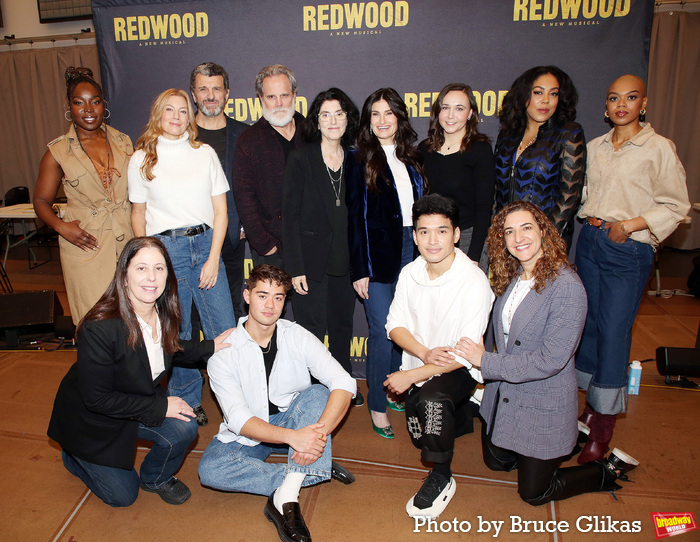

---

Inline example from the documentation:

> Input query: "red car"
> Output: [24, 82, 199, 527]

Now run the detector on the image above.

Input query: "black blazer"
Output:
[47, 319, 213, 470]
[283, 143, 347, 282]
[345, 148, 424, 284]
[224, 116, 249, 248]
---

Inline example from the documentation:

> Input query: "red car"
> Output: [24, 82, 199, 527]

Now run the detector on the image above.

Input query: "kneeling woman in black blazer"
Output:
[48, 237, 231, 507]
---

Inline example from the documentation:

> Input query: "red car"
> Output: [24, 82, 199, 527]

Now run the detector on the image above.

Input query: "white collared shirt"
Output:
[136, 312, 165, 381]
[207, 317, 357, 446]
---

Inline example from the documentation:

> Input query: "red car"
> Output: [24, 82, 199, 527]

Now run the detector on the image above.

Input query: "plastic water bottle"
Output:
[628, 360, 642, 395]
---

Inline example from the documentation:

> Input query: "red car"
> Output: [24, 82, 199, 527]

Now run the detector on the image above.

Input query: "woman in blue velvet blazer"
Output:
[457, 202, 640, 506]
[346, 88, 425, 438]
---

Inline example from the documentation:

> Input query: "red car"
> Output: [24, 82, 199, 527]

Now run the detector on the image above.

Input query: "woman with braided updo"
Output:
[34, 67, 134, 324]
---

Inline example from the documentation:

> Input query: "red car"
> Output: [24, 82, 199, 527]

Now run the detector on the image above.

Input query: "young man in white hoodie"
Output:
[385, 194, 494, 519]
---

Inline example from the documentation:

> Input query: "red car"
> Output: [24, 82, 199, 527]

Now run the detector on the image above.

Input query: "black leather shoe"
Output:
[139, 477, 191, 505]
[331, 461, 356, 485]
[351, 391, 365, 407]
[264, 492, 311, 542]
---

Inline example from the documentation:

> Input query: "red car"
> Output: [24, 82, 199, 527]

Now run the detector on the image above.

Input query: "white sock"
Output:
[273, 472, 306, 513]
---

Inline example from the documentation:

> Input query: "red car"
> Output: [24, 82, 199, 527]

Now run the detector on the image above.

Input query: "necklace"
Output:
[324, 156, 344, 207]
[261, 339, 272, 354]
[506, 276, 531, 331]
[512, 134, 538, 177]
[76, 126, 119, 203]
[517, 134, 537, 154]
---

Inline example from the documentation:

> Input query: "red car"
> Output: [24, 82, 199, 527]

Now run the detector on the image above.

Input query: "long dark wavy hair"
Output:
[487, 201, 570, 297]
[301, 88, 359, 146]
[356, 88, 424, 193]
[498, 66, 578, 137]
[424, 83, 489, 153]
[76, 237, 182, 354]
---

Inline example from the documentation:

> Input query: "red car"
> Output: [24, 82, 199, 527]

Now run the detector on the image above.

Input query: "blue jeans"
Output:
[156, 228, 236, 408]
[61, 417, 198, 507]
[364, 226, 414, 412]
[574, 223, 654, 415]
[198, 385, 332, 496]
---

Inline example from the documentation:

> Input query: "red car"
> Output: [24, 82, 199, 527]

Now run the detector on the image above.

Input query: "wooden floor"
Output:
[1, 243, 699, 541]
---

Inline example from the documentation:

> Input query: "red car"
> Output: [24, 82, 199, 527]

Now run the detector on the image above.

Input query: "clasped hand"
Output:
[289, 422, 327, 466]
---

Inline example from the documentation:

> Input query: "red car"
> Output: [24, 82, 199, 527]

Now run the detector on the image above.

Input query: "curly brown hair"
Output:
[487, 201, 570, 297]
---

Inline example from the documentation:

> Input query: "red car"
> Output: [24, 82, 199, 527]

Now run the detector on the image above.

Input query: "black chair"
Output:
[4, 186, 29, 206]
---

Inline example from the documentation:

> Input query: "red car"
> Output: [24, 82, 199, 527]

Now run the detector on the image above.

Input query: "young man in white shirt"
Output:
[385, 194, 494, 519]
[199, 264, 356, 542]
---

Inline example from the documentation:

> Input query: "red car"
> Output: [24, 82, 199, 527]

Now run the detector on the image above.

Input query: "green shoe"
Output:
[370, 413, 394, 439]
[387, 398, 405, 412]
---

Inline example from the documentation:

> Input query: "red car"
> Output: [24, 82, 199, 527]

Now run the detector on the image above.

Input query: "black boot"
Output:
[602, 448, 639, 482]
[522, 449, 639, 505]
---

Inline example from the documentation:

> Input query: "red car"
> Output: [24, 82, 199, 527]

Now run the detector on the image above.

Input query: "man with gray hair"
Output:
[233, 64, 305, 268]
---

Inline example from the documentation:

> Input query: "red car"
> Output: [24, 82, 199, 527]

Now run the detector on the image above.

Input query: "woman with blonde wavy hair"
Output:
[455, 201, 640, 506]
[128, 89, 235, 425]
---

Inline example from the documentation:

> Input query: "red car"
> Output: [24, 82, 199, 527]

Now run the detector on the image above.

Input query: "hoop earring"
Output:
[640, 109, 646, 115]
[64, 111, 72, 121]
[104, 108, 111, 119]
[604, 111, 609, 118]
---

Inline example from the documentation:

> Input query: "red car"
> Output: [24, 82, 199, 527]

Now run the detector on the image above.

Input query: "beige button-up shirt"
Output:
[579, 123, 689, 246]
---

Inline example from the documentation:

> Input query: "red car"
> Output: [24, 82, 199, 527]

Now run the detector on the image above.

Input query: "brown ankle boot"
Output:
[578, 412, 616, 464]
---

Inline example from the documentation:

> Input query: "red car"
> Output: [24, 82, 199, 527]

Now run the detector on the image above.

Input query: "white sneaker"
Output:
[406, 473, 456, 519]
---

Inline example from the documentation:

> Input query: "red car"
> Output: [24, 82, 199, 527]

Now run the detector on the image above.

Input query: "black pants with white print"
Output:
[405, 367, 479, 464]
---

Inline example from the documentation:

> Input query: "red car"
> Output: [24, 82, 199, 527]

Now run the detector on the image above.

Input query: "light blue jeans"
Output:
[156, 228, 236, 408]
[198, 385, 332, 496]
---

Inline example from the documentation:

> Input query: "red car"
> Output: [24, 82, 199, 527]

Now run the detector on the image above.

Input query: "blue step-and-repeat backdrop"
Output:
[92, 0, 654, 376]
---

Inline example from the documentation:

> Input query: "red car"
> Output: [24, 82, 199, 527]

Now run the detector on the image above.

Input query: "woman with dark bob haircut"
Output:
[346, 88, 426, 438]
[48, 237, 231, 507]
[283, 88, 363, 405]
[420, 83, 495, 271]
[494, 66, 586, 249]
[455, 202, 640, 506]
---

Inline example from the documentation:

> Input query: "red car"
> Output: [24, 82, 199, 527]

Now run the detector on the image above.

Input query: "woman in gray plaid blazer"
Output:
[457, 202, 639, 505]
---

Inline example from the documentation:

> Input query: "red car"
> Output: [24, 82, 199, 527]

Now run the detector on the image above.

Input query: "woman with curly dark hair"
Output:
[283, 88, 363, 405]
[494, 66, 586, 249]
[454, 201, 640, 506]
[346, 88, 426, 437]
[419, 83, 494, 272]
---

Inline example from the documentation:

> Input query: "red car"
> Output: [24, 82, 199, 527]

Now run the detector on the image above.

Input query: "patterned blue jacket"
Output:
[494, 121, 586, 235]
